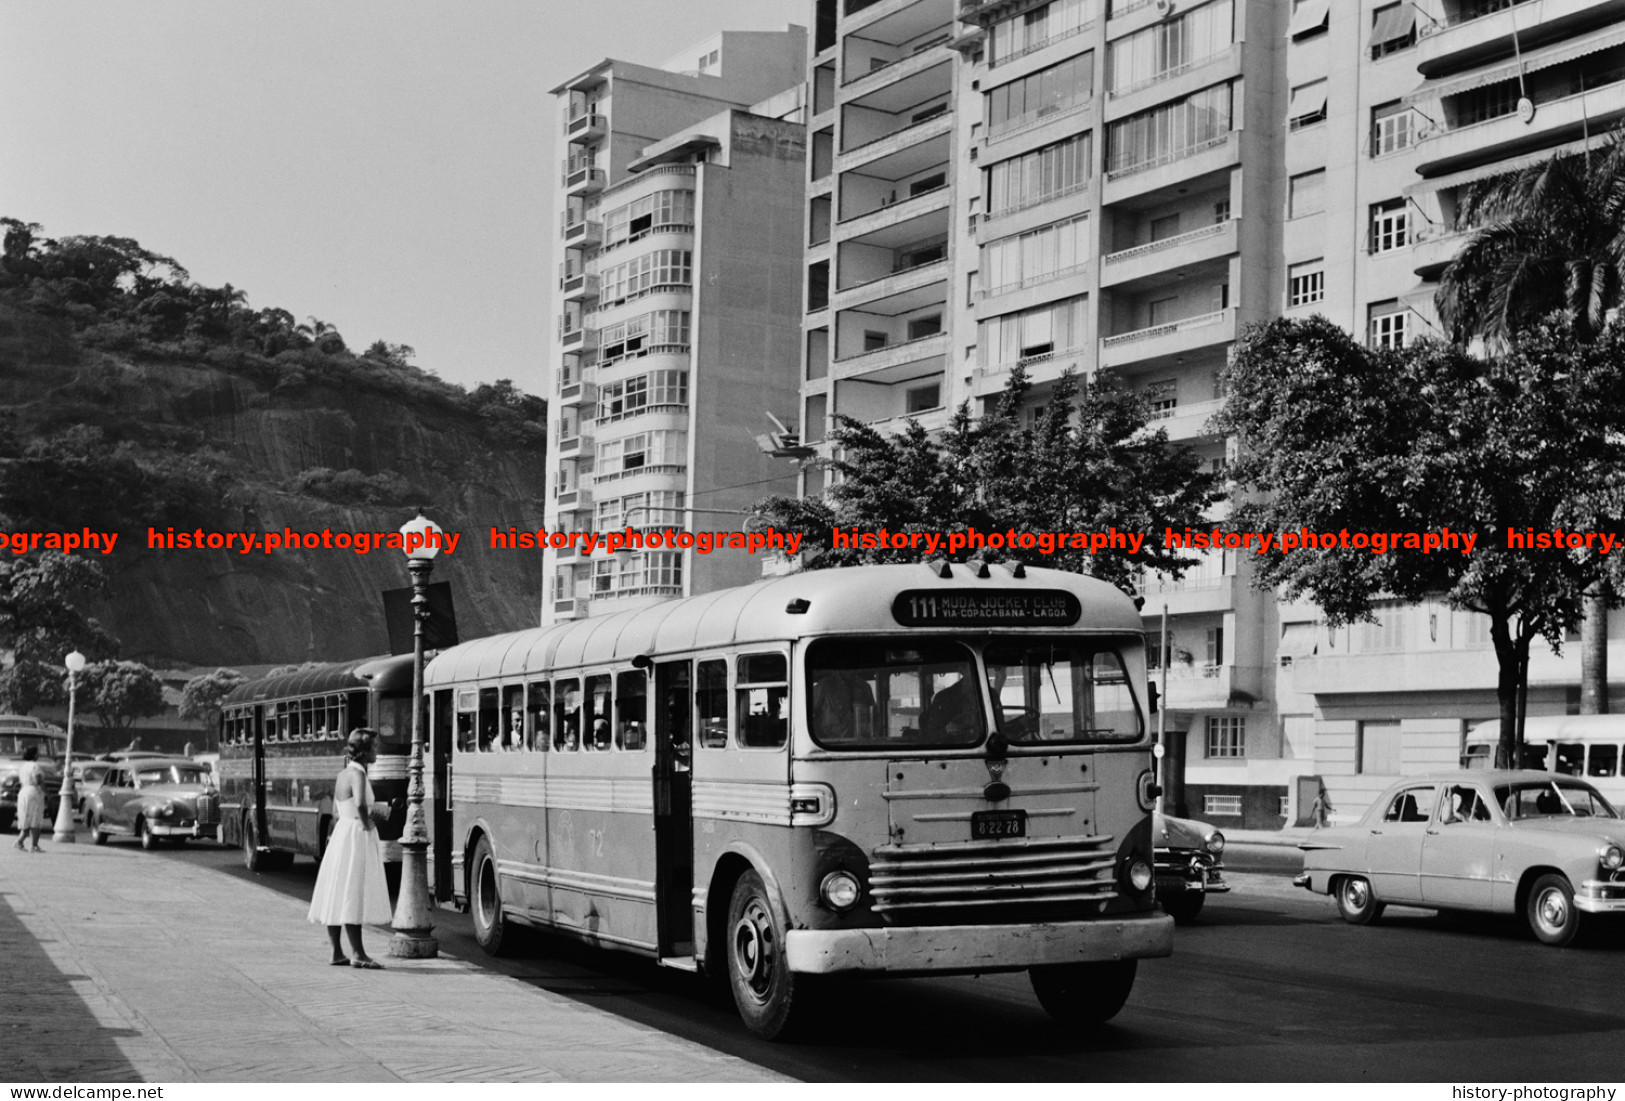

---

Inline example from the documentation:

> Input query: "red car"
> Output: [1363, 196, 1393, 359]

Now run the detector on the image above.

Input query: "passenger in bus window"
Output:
[920, 673, 984, 741]
[506, 709, 525, 751]
[589, 717, 611, 751]
[554, 682, 581, 751]
[813, 670, 876, 742]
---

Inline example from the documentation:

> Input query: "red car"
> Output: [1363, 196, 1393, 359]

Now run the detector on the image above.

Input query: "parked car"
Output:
[1154, 811, 1229, 923]
[0, 717, 65, 832]
[70, 760, 114, 817]
[84, 757, 221, 848]
[1295, 770, 1625, 946]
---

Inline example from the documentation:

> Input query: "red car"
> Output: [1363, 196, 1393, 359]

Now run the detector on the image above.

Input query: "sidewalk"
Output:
[0, 835, 790, 1084]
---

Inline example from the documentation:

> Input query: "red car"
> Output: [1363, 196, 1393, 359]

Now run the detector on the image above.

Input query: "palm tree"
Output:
[1436, 124, 1625, 721]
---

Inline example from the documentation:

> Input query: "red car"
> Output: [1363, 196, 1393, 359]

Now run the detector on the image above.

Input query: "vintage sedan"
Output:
[0, 718, 65, 832]
[1154, 811, 1230, 923]
[85, 757, 221, 848]
[1295, 770, 1625, 946]
[71, 760, 113, 816]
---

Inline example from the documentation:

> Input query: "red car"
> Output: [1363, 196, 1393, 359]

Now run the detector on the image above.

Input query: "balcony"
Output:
[1413, 75, 1625, 179]
[557, 379, 597, 408]
[556, 432, 593, 457]
[563, 218, 603, 248]
[832, 256, 948, 309]
[567, 112, 608, 142]
[1149, 396, 1225, 442]
[1156, 662, 1267, 710]
[831, 331, 949, 380]
[1410, 224, 1470, 279]
[838, 110, 954, 174]
[1418, 0, 1625, 76]
[563, 166, 607, 196]
[1102, 132, 1240, 206]
[1100, 308, 1235, 370]
[561, 272, 599, 303]
[554, 487, 592, 508]
[1137, 573, 1235, 616]
[842, 42, 950, 93]
[1100, 219, 1239, 289]
[561, 326, 597, 353]
[970, 346, 1089, 397]
[837, 182, 951, 239]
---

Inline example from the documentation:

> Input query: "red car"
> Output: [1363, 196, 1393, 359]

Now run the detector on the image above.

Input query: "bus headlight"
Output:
[1126, 859, 1153, 892]
[1601, 844, 1624, 871]
[1206, 830, 1226, 855]
[820, 870, 862, 912]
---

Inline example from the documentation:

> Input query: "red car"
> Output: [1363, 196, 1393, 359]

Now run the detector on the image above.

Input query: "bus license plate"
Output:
[971, 809, 1026, 840]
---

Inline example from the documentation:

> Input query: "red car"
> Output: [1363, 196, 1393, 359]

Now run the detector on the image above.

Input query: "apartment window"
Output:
[989, 0, 1097, 64]
[1106, 82, 1233, 176]
[1205, 624, 1224, 669]
[1149, 213, 1181, 242]
[1356, 601, 1408, 652]
[1371, 101, 1412, 156]
[1288, 170, 1325, 218]
[597, 370, 688, 422]
[595, 430, 686, 476]
[905, 383, 942, 413]
[1107, 0, 1233, 95]
[1144, 379, 1178, 418]
[1205, 716, 1245, 759]
[599, 250, 693, 305]
[1204, 794, 1243, 816]
[1368, 2, 1417, 59]
[977, 295, 1088, 365]
[981, 214, 1088, 296]
[1369, 199, 1410, 254]
[602, 190, 696, 250]
[1148, 296, 1177, 327]
[1287, 260, 1324, 307]
[986, 52, 1094, 136]
[1288, 0, 1329, 39]
[1369, 301, 1409, 349]
[985, 132, 1093, 216]
[1359, 720, 1403, 775]
[864, 330, 889, 351]
[1213, 199, 1231, 223]
[599, 310, 690, 364]
[906, 314, 943, 340]
[1287, 80, 1328, 130]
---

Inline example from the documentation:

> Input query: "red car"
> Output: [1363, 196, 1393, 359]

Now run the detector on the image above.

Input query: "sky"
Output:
[0, 0, 808, 395]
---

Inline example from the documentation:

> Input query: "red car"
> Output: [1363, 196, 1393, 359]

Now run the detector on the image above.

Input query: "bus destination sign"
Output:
[891, 589, 1082, 628]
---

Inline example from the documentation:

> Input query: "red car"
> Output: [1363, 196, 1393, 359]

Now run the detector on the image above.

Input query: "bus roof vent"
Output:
[785, 598, 811, 614]
[965, 558, 992, 579]
[927, 559, 953, 579]
[1010, 562, 1026, 579]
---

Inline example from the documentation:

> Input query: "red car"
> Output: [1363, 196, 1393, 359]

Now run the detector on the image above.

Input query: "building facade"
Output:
[798, 0, 1625, 827]
[544, 29, 810, 626]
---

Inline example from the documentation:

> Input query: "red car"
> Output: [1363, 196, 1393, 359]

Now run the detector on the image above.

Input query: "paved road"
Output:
[172, 841, 1625, 1083]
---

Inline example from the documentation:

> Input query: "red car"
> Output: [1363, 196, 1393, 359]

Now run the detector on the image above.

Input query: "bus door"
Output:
[653, 660, 694, 958]
[431, 688, 454, 902]
[251, 704, 268, 844]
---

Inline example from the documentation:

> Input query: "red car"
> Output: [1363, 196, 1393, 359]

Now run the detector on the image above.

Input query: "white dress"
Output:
[16, 761, 46, 830]
[307, 763, 391, 926]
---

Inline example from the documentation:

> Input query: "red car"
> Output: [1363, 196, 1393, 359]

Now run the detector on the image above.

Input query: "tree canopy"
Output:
[0, 552, 117, 714]
[754, 366, 1217, 592]
[1214, 315, 1625, 766]
[178, 668, 249, 744]
[80, 660, 167, 735]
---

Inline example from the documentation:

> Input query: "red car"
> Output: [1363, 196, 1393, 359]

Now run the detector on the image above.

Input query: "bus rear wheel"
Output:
[242, 814, 264, 872]
[726, 870, 805, 1040]
[1029, 959, 1137, 1025]
[470, 836, 510, 956]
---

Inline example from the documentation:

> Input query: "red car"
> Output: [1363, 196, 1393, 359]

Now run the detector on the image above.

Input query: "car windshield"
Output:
[0, 733, 61, 756]
[1494, 779, 1618, 820]
[134, 766, 210, 786]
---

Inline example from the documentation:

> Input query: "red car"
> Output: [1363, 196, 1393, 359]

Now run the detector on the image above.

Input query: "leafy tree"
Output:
[80, 660, 167, 735]
[754, 366, 1216, 591]
[0, 551, 117, 713]
[1435, 125, 1625, 714]
[178, 668, 248, 747]
[1214, 316, 1625, 768]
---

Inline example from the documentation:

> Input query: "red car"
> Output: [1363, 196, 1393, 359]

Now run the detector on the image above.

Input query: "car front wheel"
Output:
[89, 813, 108, 846]
[138, 817, 160, 851]
[1527, 873, 1581, 947]
[1335, 875, 1384, 925]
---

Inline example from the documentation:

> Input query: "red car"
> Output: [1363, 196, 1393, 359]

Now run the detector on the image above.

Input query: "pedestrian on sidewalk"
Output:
[1311, 787, 1332, 829]
[307, 728, 391, 969]
[13, 745, 46, 852]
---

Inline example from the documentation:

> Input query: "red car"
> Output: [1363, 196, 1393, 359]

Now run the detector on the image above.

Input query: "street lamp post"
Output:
[389, 511, 443, 960]
[52, 650, 87, 843]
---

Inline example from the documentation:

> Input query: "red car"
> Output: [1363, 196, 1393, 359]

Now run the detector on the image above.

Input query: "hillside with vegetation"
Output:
[0, 217, 547, 668]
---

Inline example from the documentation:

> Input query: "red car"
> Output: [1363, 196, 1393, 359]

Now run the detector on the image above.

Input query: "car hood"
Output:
[1155, 812, 1215, 850]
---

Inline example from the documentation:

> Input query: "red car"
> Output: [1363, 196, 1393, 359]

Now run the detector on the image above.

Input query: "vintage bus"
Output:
[1465, 715, 1625, 805]
[219, 655, 414, 871]
[426, 562, 1171, 1038]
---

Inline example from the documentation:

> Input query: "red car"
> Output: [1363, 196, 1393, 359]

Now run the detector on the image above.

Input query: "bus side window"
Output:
[554, 679, 581, 751]
[501, 685, 524, 751]
[616, 670, 647, 751]
[1589, 744, 1619, 778]
[585, 675, 612, 751]
[1555, 742, 1584, 776]
[478, 687, 500, 752]
[737, 653, 788, 749]
[697, 660, 729, 749]
[527, 682, 550, 751]
[456, 689, 478, 753]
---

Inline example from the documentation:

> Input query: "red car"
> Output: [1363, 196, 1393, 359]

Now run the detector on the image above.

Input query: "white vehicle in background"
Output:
[1464, 716, 1625, 805]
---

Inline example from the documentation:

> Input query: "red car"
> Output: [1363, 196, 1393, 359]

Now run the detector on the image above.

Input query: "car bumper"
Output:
[784, 913, 1174, 976]
[1293, 872, 1315, 890]
[147, 822, 218, 839]
[1577, 881, 1625, 913]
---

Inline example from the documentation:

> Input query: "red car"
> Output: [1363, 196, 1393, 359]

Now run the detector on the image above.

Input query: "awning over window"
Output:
[1288, 0, 1329, 39]
[1288, 81, 1329, 121]
[1367, 2, 1416, 51]
[1279, 622, 1320, 660]
[1404, 133, 1599, 195]
[1402, 23, 1625, 105]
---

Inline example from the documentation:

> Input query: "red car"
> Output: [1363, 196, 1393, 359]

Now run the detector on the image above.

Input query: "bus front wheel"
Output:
[470, 836, 511, 956]
[1029, 959, 1137, 1025]
[242, 815, 263, 872]
[726, 870, 805, 1040]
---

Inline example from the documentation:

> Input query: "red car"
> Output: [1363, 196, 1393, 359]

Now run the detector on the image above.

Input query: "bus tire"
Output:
[470, 836, 511, 957]
[726, 869, 805, 1040]
[1162, 892, 1204, 924]
[1029, 959, 1137, 1025]
[242, 814, 264, 872]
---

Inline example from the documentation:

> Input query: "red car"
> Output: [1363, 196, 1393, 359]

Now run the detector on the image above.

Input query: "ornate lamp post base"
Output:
[51, 789, 78, 844]
[388, 837, 439, 959]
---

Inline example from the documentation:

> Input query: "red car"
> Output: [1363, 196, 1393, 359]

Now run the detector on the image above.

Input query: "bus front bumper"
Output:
[784, 913, 1173, 976]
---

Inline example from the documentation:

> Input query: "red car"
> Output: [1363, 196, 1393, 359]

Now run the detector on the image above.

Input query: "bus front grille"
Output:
[867, 834, 1119, 922]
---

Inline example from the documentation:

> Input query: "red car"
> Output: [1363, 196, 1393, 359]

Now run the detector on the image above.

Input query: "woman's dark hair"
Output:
[21, 745, 37, 761]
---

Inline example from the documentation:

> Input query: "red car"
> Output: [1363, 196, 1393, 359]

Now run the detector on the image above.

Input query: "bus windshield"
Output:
[807, 636, 1143, 750]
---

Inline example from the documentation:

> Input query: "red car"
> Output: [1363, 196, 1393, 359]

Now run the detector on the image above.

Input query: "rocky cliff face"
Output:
[0, 302, 547, 667]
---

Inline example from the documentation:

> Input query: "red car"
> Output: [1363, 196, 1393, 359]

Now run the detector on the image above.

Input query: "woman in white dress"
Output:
[13, 745, 46, 852]
[307, 728, 391, 968]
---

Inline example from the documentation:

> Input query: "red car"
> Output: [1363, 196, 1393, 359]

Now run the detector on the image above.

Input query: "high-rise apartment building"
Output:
[544, 28, 809, 626]
[798, 0, 1625, 827]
